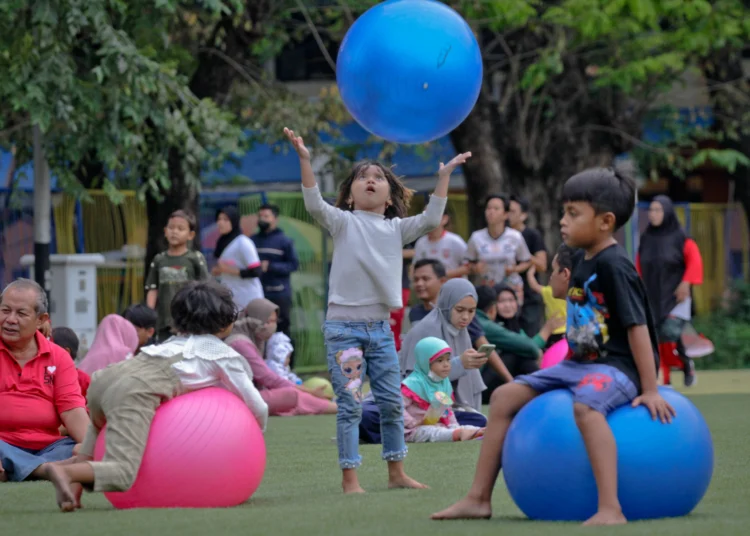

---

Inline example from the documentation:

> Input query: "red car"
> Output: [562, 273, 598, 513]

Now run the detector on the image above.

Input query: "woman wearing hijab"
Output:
[636, 195, 704, 386]
[399, 278, 488, 415]
[77, 315, 140, 375]
[226, 299, 337, 416]
[212, 206, 264, 309]
[476, 285, 563, 403]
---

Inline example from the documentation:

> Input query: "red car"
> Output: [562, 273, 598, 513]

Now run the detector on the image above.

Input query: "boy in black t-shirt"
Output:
[432, 168, 675, 526]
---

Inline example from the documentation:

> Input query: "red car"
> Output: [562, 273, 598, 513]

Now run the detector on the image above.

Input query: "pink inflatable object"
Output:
[541, 339, 569, 369]
[93, 387, 266, 509]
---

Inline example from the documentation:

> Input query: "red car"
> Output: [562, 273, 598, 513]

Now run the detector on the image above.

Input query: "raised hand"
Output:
[284, 127, 311, 160]
[439, 152, 472, 176]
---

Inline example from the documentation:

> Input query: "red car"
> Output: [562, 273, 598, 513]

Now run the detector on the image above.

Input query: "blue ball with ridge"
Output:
[502, 387, 714, 521]
[336, 0, 483, 144]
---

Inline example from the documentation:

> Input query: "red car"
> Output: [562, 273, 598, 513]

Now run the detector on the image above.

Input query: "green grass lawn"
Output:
[2, 370, 749, 536]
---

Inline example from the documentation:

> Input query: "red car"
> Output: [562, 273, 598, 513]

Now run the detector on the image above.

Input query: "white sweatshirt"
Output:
[140, 335, 269, 432]
[302, 185, 446, 319]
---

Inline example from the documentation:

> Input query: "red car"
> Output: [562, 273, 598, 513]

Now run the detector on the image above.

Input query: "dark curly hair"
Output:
[171, 281, 238, 336]
[334, 160, 414, 219]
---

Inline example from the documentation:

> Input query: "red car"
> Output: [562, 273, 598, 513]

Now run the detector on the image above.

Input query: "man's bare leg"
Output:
[574, 404, 627, 526]
[431, 383, 537, 520]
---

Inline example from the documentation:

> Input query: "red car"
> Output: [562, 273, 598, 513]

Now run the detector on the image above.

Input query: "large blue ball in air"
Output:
[502, 387, 714, 521]
[336, 0, 482, 144]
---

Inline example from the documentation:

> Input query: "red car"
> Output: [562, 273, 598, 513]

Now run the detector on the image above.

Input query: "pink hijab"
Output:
[78, 314, 140, 375]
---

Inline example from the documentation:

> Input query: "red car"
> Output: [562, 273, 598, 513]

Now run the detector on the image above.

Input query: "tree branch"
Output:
[496, 34, 522, 113]
[294, 0, 337, 74]
[336, 0, 354, 25]
[198, 47, 272, 97]
[583, 124, 670, 154]
[0, 121, 31, 139]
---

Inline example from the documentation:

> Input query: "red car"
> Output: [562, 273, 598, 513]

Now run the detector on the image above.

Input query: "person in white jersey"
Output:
[464, 194, 531, 299]
[212, 206, 264, 310]
[284, 127, 472, 495]
[413, 213, 468, 278]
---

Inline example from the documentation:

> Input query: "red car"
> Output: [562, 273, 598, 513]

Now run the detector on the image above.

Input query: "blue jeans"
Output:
[323, 320, 408, 469]
[0, 437, 76, 482]
[515, 361, 638, 416]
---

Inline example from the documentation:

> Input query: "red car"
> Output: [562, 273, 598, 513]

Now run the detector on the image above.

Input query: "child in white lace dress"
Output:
[266, 331, 302, 385]
[45, 281, 268, 512]
[402, 337, 485, 443]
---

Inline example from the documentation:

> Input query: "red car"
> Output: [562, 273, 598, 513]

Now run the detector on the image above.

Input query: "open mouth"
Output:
[366, 185, 376, 193]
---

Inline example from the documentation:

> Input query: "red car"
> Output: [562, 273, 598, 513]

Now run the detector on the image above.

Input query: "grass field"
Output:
[2, 370, 749, 536]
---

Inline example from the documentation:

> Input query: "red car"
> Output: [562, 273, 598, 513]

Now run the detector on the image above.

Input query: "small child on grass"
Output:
[402, 337, 484, 443]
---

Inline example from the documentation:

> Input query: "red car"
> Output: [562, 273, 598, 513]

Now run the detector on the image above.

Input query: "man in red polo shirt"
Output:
[0, 279, 90, 482]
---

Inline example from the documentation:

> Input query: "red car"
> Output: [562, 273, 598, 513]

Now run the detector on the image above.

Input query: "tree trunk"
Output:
[144, 16, 250, 272]
[449, 87, 506, 231]
[142, 2, 281, 273]
[145, 151, 201, 272]
[702, 50, 750, 240]
[514, 173, 565, 254]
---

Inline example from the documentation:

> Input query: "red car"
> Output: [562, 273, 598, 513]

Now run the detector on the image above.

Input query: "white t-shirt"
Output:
[465, 227, 531, 286]
[302, 185, 446, 319]
[217, 235, 264, 309]
[413, 231, 468, 272]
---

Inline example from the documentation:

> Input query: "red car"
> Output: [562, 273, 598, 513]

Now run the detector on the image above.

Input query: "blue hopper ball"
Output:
[502, 387, 714, 521]
[336, 0, 483, 144]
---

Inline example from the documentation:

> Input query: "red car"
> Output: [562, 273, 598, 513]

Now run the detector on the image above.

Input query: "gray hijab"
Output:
[399, 278, 486, 411]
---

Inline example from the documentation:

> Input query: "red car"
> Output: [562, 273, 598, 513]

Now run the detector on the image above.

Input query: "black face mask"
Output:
[258, 220, 271, 232]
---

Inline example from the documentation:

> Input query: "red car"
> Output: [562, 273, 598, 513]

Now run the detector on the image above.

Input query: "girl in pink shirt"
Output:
[227, 299, 336, 416]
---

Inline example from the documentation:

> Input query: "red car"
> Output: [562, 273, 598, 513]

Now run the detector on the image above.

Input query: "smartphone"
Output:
[477, 344, 496, 358]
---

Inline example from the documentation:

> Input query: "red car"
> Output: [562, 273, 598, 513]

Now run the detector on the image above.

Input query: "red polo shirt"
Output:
[0, 331, 86, 450]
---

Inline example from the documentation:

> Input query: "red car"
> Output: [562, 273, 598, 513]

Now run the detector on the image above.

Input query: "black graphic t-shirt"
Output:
[566, 244, 659, 391]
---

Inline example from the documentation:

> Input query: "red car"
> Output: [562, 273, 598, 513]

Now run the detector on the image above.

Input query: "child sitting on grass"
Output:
[525, 243, 574, 349]
[45, 280, 268, 512]
[402, 337, 485, 443]
[266, 331, 303, 385]
[51, 327, 90, 399]
[432, 168, 675, 526]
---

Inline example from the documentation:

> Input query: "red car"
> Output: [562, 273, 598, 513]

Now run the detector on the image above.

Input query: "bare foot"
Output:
[582, 508, 627, 526]
[0, 470, 7, 483]
[343, 483, 366, 494]
[388, 474, 429, 490]
[71, 483, 84, 509]
[342, 469, 366, 494]
[44, 464, 77, 513]
[431, 497, 492, 520]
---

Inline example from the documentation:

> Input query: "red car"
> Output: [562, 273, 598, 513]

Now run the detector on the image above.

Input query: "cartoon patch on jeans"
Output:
[336, 347, 364, 402]
[567, 273, 609, 360]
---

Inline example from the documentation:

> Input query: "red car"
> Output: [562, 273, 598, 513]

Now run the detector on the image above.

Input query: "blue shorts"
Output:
[0, 437, 76, 482]
[514, 361, 638, 415]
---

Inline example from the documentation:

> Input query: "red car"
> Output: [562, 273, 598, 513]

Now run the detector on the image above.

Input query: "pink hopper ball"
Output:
[541, 339, 569, 369]
[93, 387, 266, 509]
